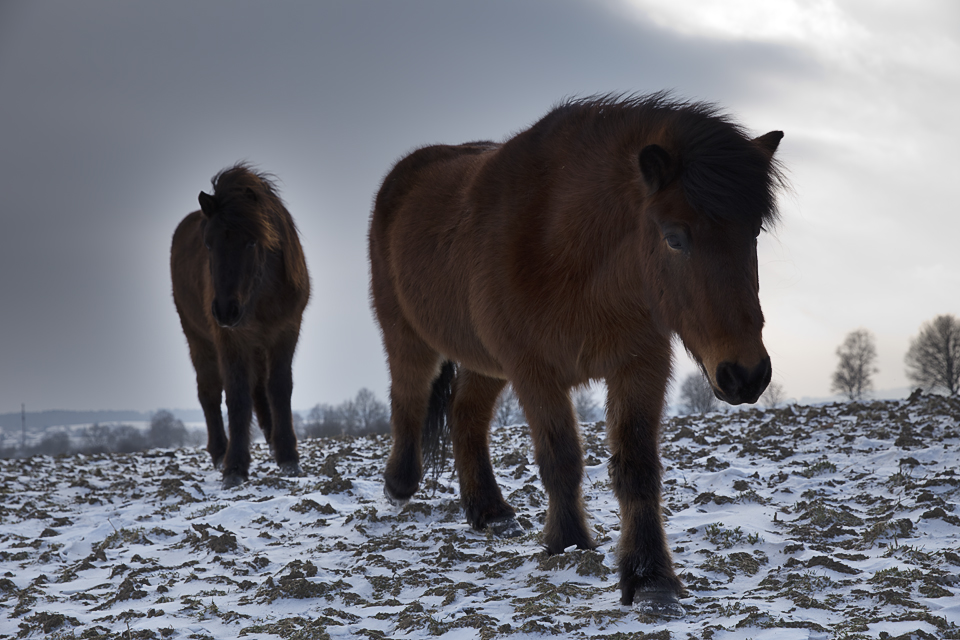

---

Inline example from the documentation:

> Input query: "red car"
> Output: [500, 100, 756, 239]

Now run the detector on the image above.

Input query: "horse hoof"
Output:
[278, 461, 303, 477]
[221, 473, 246, 490]
[487, 517, 524, 538]
[634, 590, 685, 618]
[383, 485, 409, 507]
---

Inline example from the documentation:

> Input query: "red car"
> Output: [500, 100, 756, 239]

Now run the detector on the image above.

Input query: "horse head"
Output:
[638, 130, 783, 405]
[197, 189, 267, 329]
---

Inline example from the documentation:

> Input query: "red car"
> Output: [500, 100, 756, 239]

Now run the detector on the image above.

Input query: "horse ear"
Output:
[753, 130, 784, 158]
[638, 144, 674, 194]
[245, 187, 259, 202]
[198, 191, 217, 218]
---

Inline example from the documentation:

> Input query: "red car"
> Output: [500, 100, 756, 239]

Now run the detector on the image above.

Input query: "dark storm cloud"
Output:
[0, 0, 813, 411]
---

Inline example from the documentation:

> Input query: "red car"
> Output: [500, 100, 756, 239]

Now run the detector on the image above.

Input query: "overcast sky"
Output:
[1, 0, 957, 414]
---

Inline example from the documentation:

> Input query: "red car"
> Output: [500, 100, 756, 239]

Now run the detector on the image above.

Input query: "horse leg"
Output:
[451, 371, 520, 536]
[185, 333, 226, 469]
[265, 333, 302, 477]
[252, 375, 274, 454]
[220, 348, 253, 489]
[382, 330, 442, 504]
[606, 353, 684, 616]
[513, 377, 594, 553]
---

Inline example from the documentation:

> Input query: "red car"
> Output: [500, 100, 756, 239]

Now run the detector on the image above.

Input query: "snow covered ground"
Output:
[1, 393, 959, 639]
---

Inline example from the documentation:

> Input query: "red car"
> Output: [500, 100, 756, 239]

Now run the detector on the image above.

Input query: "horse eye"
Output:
[246, 241, 257, 250]
[665, 234, 684, 251]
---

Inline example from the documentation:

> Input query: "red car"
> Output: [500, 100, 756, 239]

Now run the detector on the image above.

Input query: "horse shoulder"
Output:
[171, 210, 215, 340]
[171, 212, 207, 290]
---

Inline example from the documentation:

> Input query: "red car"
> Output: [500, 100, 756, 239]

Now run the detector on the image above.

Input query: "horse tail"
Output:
[422, 360, 456, 479]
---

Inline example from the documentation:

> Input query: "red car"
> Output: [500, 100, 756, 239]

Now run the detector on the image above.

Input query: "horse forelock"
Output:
[675, 114, 785, 231]
[210, 163, 285, 251]
[550, 93, 786, 231]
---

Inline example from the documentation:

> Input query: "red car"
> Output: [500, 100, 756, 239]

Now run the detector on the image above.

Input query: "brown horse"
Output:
[171, 164, 310, 489]
[369, 94, 784, 615]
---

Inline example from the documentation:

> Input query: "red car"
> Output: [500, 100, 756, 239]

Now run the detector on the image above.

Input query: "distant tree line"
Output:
[491, 383, 603, 427]
[0, 388, 396, 460]
[0, 410, 198, 459]
[299, 388, 390, 439]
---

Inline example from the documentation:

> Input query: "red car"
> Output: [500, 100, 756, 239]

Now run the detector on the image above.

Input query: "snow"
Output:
[1, 394, 959, 639]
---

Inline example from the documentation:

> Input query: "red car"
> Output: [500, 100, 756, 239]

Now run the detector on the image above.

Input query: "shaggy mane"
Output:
[209, 163, 307, 285]
[210, 163, 287, 250]
[548, 92, 787, 229]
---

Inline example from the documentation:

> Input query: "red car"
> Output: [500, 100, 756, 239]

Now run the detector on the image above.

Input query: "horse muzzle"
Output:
[713, 356, 771, 405]
[211, 298, 244, 328]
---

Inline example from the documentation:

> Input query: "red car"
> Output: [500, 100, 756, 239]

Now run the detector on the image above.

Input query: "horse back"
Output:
[372, 142, 497, 236]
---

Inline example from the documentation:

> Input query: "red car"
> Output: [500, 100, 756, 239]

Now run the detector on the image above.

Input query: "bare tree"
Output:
[110, 425, 148, 453]
[302, 403, 342, 439]
[0, 433, 14, 459]
[28, 431, 72, 457]
[338, 397, 361, 433]
[292, 412, 305, 438]
[149, 410, 188, 449]
[905, 314, 960, 395]
[831, 328, 878, 401]
[679, 373, 718, 414]
[352, 388, 390, 435]
[493, 385, 522, 427]
[760, 380, 786, 408]
[572, 385, 601, 422]
[83, 423, 114, 453]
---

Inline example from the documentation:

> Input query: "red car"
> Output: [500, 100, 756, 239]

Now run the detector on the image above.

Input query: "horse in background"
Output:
[369, 94, 785, 616]
[171, 164, 310, 489]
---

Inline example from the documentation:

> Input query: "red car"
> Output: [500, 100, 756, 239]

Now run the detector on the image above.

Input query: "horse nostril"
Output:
[715, 361, 746, 403]
[212, 299, 243, 327]
[715, 357, 771, 405]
